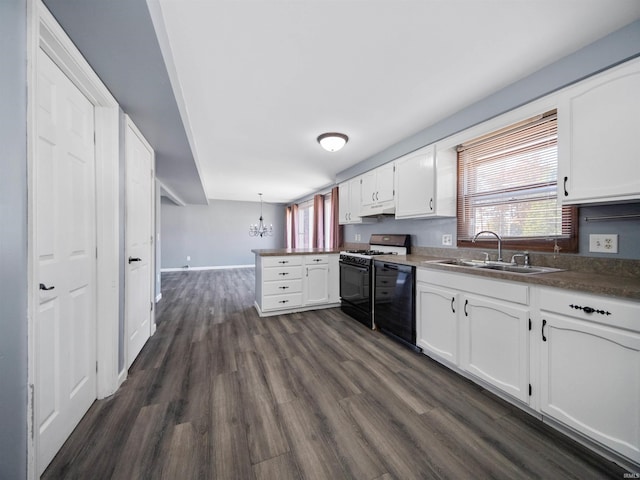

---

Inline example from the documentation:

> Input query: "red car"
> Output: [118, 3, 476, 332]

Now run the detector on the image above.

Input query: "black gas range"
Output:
[339, 234, 410, 328]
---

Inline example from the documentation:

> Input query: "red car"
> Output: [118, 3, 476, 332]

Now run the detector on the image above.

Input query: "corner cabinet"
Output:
[255, 254, 340, 317]
[338, 177, 375, 225]
[394, 144, 456, 219]
[558, 57, 640, 204]
[303, 255, 339, 306]
[538, 288, 640, 464]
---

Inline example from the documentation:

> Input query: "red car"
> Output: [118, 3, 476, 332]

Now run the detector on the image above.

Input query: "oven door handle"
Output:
[339, 262, 370, 273]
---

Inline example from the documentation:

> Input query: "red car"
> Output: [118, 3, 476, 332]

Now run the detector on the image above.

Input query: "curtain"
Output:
[312, 194, 324, 249]
[286, 203, 298, 248]
[329, 186, 343, 249]
[285, 206, 292, 248]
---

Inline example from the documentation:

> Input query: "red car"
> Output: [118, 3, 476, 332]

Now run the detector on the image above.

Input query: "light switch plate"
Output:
[589, 234, 618, 253]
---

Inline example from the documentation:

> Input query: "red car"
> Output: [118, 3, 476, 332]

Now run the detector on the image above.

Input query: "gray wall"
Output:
[161, 198, 286, 268]
[345, 206, 640, 260]
[0, 0, 28, 478]
[342, 20, 640, 261]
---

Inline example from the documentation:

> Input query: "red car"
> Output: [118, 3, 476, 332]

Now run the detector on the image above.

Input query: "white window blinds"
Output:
[457, 110, 577, 251]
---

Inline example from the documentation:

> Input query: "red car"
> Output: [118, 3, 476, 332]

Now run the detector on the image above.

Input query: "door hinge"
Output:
[529, 384, 532, 396]
[96, 361, 98, 373]
[529, 318, 532, 331]
[150, 301, 153, 312]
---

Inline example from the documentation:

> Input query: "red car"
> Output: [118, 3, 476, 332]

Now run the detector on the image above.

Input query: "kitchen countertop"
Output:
[252, 248, 342, 256]
[375, 254, 640, 301]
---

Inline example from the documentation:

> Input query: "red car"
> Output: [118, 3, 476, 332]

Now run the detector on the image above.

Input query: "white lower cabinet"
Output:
[255, 254, 339, 316]
[303, 255, 330, 305]
[539, 288, 640, 464]
[460, 293, 530, 403]
[416, 283, 459, 365]
[417, 269, 530, 403]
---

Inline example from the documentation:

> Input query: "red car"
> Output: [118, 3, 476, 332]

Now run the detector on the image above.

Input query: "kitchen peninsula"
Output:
[252, 248, 341, 317]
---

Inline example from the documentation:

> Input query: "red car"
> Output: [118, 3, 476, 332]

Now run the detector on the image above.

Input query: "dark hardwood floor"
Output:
[43, 269, 627, 479]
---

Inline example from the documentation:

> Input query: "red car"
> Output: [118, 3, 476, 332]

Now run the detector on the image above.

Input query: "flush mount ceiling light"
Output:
[317, 132, 349, 152]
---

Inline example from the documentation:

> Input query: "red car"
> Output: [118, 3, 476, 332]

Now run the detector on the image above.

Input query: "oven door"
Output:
[339, 261, 370, 310]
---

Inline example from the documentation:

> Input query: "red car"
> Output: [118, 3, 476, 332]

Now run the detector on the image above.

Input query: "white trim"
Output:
[161, 264, 255, 272]
[158, 180, 186, 206]
[27, 2, 121, 477]
[254, 300, 341, 318]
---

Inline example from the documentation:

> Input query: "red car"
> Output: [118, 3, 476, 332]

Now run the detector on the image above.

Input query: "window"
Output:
[288, 192, 336, 249]
[457, 110, 577, 252]
[297, 199, 314, 248]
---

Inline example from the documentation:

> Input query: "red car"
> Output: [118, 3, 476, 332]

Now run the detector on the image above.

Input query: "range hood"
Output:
[360, 203, 395, 217]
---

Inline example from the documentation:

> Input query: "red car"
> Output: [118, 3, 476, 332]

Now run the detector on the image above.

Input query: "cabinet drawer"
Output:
[262, 256, 303, 268]
[417, 268, 528, 305]
[304, 255, 329, 265]
[263, 266, 302, 281]
[539, 287, 640, 332]
[262, 293, 303, 311]
[263, 279, 302, 296]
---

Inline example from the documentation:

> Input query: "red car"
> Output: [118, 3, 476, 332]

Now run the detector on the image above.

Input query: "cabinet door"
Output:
[460, 294, 530, 402]
[338, 181, 350, 224]
[416, 283, 459, 365]
[559, 58, 640, 204]
[375, 163, 395, 204]
[360, 171, 377, 208]
[394, 145, 435, 218]
[303, 264, 329, 305]
[540, 313, 640, 463]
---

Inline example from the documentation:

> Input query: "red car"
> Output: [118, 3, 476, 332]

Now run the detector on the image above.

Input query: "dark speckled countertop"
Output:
[375, 254, 640, 301]
[252, 248, 342, 256]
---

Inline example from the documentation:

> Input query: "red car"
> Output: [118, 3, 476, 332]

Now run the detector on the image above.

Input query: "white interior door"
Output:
[35, 48, 97, 475]
[125, 118, 154, 368]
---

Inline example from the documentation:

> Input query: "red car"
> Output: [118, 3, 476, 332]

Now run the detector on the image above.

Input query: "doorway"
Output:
[29, 4, 121, 476]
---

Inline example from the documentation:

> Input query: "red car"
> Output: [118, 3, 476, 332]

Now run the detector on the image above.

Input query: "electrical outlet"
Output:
[355, 233, 361, 242]
[589, 234, 618, 253]
[187, 255, 191, 261]
[442, 234, 453, 246]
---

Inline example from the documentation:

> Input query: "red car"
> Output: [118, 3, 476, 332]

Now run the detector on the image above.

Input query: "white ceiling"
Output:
[151, 0, 640, 204]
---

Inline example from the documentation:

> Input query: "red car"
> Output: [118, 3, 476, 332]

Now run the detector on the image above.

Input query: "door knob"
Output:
[128, 257, 142, 264]
[39, 283, 55, 291]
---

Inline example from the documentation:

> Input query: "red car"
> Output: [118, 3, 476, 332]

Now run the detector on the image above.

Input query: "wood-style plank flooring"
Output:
[43, 269, 627, 479]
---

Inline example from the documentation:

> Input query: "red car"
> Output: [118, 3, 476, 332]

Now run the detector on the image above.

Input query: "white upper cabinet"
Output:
[339, 177, 375, 225]
[394, 145, 456, 219]
[558, 57, 640, 204]
[360, 162, 395, 216]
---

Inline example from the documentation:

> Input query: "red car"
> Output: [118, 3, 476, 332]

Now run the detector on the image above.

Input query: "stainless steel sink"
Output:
[425, 258, 564, 275]
[425, 258, 488, 268]
[481, 264, 564, 274]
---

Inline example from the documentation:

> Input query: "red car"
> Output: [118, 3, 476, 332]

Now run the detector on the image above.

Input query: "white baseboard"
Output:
[161, 264, 255, 272]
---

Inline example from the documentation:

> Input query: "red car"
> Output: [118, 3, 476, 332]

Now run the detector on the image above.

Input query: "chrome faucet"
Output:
[511, 252, 531, 267]
[472, 230, 503, 262]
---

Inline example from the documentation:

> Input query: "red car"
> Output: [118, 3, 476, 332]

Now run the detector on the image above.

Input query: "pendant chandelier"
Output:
[249, 193, 273, 237]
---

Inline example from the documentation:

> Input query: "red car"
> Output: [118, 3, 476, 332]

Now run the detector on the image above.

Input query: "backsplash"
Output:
[344, 202, 640, 261]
